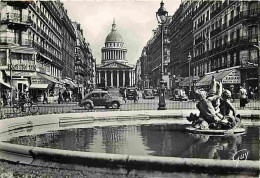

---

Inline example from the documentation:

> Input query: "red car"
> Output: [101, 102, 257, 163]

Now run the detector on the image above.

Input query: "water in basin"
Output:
[6, 124, 259, 160]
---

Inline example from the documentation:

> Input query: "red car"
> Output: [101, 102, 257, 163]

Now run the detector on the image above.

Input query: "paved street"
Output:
[1, 94, 260, 118]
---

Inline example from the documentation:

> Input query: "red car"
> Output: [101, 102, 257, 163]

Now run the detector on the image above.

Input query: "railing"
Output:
[11, 60, 36, 71]
[0, 36, 32, 47]
[1, 94, 260, 120]
[211, 6, 222, 19]
[210, 27, 221, 37]
[1, 12, 31, 24]
[195, 37, 203, 45]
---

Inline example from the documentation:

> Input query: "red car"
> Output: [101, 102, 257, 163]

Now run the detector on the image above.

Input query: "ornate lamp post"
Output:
[253, 44, 260, 100]
[187, 53, 192, 99]
[75, 60, 81, 102]
[156, 0, 168, 110]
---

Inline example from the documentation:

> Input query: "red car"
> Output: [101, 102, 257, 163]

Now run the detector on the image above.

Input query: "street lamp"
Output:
[187, 53, 192, 99]
[75, 60, 81, 102]
[156, 0, 168, 110]
[253, 44, 260, 100]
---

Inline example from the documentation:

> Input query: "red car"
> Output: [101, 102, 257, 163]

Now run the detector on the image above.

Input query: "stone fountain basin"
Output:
[0, 110, 259, 176]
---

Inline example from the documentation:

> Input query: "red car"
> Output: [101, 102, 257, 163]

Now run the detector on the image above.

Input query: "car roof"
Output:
[90, 90, 108, 93]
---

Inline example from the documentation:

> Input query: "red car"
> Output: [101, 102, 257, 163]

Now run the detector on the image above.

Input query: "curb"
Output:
[0, 142, 259, 175]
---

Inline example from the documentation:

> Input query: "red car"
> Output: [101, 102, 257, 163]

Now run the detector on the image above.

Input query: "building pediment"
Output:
[98, 61, 132, 69]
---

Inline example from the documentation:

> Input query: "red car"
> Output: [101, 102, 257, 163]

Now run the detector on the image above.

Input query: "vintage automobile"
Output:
[142, 89, 155, 99]
[126, 87, 137, 100]
[79, 90, 122, 109]
[170, 89, 188, 101]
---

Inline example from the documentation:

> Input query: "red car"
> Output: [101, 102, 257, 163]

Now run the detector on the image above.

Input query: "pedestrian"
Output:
[7, 90, 11, 106]
[43, 90, 48, 104]
[122, 89, 127, 103]
[239, 85, 247, 109]
[133, 89, 138, 103]
[19, 90, 27, 112]
[2, 90, 7, 106]
[58, 89, 63, 104]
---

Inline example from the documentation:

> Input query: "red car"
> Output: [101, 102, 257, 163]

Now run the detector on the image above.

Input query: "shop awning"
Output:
[30, 84, 49, 89]
[38, 73, 62, 84]
[179, 77, 192, 87]
[10, 46, 37, 54]
[62, 79, 76, 87]
[179, 76, 200, 87]
[0, 81, 12, 88]
[196, 69, 240, 86]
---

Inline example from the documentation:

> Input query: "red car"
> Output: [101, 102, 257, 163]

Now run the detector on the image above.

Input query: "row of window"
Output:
[29, 8, 61, 49]
[35, 0, 61, 34]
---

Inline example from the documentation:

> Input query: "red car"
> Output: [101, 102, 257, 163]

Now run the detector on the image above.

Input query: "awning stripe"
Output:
[195, 69, 234, 86]
[30, 84, 49, 89]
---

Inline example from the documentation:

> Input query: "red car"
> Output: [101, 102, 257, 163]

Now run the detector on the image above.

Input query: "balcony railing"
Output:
[195, 36, 203, 45]
[0, 36, 32, 47]
[11, 60, 36, 71]
[210, 27, 221, 37]
[1, 12, 31, 25]
[211, 6, 222, 19]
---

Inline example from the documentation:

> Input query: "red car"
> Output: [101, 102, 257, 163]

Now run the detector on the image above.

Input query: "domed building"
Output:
[96, 19, 134, 88]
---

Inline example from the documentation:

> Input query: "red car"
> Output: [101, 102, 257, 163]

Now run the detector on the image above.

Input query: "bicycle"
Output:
[13, 99, 39, 115]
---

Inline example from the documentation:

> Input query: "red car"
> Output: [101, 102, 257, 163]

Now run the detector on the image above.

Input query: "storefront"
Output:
[30, 72, 63, 102]
[195, 68, 241, 95]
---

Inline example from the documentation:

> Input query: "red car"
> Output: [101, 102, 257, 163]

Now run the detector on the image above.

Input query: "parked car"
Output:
[79, 90, 122, 110]
[170, 89, 188, 101]
[126, 87, 137, 100]
[142, 89, 155, 99]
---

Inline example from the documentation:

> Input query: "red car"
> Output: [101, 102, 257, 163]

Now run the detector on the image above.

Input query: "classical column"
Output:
[98, 70, 101, 84]
[117, 70, 119, 87]
[129, 70, 132, 86]
[123, 70, 125, 87]
[111, 70, 113, 87]
[105, 70, 107, 87]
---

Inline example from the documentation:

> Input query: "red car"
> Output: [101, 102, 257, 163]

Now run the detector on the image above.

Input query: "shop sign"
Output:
[5, 70, 36, 77]
[31, 76, 50, 84]
[222, 70, 241, 84]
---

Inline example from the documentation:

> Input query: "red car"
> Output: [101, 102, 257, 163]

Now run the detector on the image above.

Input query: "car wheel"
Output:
[84, 102, 92, 110]
[111, 102, 120, 109]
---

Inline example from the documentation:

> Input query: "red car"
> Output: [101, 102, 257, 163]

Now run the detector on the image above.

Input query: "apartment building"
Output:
[0, 1, 36, 98]
[193, 0, 259, 95]
[168, 0, 194, 90]
[73, 22, 94, 98]
[146, 16, 171, 89]
[0, 0, 96, 101]
[59, 2, 76, 86]
[140, 0, 259, 97]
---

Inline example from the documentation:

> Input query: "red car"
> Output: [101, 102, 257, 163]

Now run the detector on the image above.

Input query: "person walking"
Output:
[122, 89, 127, 103]
[43, 90, 48, 104]
[58, 90, 63, 104]
[133, 89, 138, 103]
[2, 90, 7, 106]
[239, 85, 247, 109]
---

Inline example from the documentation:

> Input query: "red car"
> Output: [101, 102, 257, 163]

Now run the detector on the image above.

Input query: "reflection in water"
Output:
[7, 125, 259, 160]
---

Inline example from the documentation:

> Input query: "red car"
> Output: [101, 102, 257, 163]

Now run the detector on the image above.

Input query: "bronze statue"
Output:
[187, 76, 241, 130]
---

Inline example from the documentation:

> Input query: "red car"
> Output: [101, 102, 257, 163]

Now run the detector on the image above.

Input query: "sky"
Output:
[62, 0, 182, 65]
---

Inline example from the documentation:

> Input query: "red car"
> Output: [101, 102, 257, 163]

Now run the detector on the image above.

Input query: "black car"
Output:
[126, 87, 137, 100]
